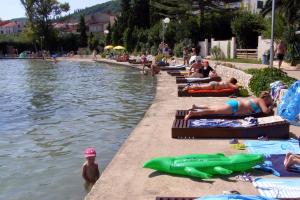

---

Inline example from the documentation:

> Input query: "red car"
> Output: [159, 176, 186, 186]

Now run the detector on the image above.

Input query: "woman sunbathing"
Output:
[184, 91, 274, 121]
[182, 78, 238, 91]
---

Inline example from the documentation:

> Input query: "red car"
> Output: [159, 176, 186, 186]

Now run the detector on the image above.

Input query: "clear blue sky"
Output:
[0, 0, 109, 20]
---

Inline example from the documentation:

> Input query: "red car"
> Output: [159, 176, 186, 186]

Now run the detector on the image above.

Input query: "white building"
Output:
[241, 0, 268, 13]
[0, 19, 27, 35]
[85, 12, 115, 34]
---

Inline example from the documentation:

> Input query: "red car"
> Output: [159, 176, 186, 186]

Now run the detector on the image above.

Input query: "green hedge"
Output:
[246, 68, 296, 96]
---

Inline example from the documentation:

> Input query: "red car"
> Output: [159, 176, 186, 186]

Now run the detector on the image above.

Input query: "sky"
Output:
[0, 0, 109, 20]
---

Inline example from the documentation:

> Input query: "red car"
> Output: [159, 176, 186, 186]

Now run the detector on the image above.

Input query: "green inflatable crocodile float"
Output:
[143, 153, 263, 179]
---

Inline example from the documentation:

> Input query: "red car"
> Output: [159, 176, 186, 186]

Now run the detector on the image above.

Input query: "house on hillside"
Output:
[191, 0, 267, 14]
[85, 12, 116, 34]
[0, 19, 27, 35]
[53, 22, 79, 34]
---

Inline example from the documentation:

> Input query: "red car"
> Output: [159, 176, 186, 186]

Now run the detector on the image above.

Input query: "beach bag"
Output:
[277, 80, 300, 123]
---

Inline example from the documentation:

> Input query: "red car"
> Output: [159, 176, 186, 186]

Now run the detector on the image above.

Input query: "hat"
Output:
[84, 147, 96, 158]
[195, 56, 202, 61]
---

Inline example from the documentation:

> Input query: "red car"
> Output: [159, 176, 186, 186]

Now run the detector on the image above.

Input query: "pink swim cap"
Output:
[84, 147, 96, 158]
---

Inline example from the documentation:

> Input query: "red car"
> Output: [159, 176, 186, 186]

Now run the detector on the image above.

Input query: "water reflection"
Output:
[0, 60, 156, 200]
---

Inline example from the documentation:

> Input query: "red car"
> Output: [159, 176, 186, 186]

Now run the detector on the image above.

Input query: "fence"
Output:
[198, 36, 270, 61]
[236, 49, 257, 59]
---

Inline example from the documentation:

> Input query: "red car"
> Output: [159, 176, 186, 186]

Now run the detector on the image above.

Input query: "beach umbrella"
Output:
[113, 46, 126, 50]
[104, 45, 114, 50]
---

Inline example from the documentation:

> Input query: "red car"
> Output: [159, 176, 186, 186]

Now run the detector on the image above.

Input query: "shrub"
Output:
[246, 68, 296, 96]
[155, 54, 164, 62]
[173, 42, 184, 57]
[210, 46, 223, 60]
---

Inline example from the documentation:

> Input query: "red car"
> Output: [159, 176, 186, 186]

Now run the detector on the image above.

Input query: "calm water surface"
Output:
[0, 60, 156, 200]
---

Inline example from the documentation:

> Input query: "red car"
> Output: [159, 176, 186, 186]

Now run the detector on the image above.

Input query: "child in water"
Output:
[82, 147, 100, 190]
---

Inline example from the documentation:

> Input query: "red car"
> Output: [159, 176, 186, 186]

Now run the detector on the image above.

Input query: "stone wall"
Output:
[215, 65, 252, 88]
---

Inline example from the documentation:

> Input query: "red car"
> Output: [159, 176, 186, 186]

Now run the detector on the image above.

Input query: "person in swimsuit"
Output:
[182, 78, 238, 91]
[184, 91, 274, 121]
[275, 40, 287, 69]
[284, 153, 300, 169]
[188, 57, 202, 76]
[199, 60, 216, 78]
[82, 147, 100, 191]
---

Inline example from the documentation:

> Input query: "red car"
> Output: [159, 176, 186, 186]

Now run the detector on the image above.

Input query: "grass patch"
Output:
[245, 68, 296, 96]
[213, 58, 261, 64]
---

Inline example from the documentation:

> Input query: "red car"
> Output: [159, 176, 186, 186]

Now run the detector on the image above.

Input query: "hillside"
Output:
[58, 0, 121, 22]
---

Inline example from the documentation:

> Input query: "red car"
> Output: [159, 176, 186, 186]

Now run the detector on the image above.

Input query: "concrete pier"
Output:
[84, 62, 300, 200]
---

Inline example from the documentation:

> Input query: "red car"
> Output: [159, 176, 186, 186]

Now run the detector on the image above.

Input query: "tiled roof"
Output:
[2, 22, 17, 27]
[0, 21, 10, 27]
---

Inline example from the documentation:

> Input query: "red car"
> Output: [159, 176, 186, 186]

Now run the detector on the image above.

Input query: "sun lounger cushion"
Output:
[178, 87, 238, 97]
[172, 116, 289, 139]
[175, 110, 273, 119]
[176, 76, 221, 83]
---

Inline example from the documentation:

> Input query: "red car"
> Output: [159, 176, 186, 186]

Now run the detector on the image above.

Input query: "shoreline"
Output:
[84, 57, 298, 200]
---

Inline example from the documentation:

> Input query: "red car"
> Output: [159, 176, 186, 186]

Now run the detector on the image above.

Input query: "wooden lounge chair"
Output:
[176, 76, 221, 84]
[178, 87, 239, 97]
[160, 66, 186, 71]
[175, 110, 274, 119]
[172, 116, 290, 139]
[167, 70, 188, 76]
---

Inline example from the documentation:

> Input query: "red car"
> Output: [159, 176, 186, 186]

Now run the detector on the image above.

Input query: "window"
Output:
[257, 1, 263, 9]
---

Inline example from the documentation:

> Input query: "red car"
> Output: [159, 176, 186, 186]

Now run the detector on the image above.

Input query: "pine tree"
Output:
[78, 15, 88, 47]
[132, 0, 150, 29]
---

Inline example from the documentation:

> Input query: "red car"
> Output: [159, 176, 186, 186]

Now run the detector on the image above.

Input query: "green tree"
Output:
[20, 0, 70, 50]
[88, 32, 99, 50]
[261, 0, 300, 63]
[231, 12, 265, 48]
[78, 15, 88, 47]
[132, 0, 150, 29]
[105, 23, 112, 45]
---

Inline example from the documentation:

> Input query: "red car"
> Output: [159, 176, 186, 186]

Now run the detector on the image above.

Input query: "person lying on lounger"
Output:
[284, 153, 300, 169]
[184, 91, 274, 121]
[182, 77, 238, 91]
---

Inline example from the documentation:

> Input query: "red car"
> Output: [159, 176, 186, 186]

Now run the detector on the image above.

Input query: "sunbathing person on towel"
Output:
[284, 153, 300, 169]
[182, 77, 238, 91]
[184, 91, 274, 121]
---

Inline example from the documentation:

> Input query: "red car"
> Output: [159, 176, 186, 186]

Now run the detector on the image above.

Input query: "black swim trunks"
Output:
[277, 53, 284, 61]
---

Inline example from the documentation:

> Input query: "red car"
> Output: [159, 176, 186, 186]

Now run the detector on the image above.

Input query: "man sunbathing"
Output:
[284, 153, 300, 169]
[182, 78, 238, 91]
[184, 91, 274, 121]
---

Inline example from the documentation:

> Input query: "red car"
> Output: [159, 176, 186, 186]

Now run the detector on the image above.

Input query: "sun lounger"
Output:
[172, 116, 289, 139]
[175, 110, 273, 119]
[160, 65, 186, 71]
[176, 76, 221, 84]
[178, 87, 239, 97]
[167, 70, 188, 76]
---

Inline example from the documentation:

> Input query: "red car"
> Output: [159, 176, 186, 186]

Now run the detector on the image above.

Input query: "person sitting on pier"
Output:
[199, 60, 217, 78]
[184, 91, 274, 121]
[183, 77, 238, 91]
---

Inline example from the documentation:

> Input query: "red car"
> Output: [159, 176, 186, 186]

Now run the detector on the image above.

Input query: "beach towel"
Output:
[188, 119, 256, 128]
[195, 195, 275, 200]
[255, 154, 300, 177]
[253, 178, 300, 198]
[185, 77, 211, 83]
[270, 81, 286, 101]
[245, 138, 300, 156]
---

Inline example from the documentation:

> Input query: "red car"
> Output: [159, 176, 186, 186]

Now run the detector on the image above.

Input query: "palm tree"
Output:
[261, 0, 300, 63]
[261, 0, 300, 25]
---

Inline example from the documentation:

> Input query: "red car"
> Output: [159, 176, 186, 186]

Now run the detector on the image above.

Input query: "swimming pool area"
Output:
[0, 60, 156, 200]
